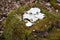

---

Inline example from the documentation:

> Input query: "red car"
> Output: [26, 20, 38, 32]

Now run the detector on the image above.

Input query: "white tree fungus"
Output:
[26, 21, 33, 27]
[23, 8, 45, 27]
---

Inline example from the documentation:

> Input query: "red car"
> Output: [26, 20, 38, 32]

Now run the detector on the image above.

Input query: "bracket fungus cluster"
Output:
[22, 8, 45, 27]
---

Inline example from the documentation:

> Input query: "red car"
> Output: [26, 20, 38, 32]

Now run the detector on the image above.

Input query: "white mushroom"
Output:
[26, 21, 33, 27]
[22, 8, 45, 27]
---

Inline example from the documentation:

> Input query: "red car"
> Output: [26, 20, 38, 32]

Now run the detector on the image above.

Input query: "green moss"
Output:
[50, 0, 60, 10]
[16, 5, 30, 15]
[4, 3, 60, 40]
